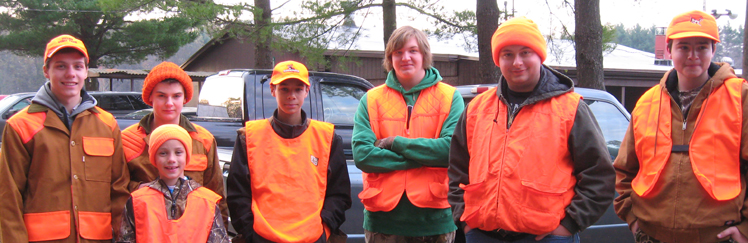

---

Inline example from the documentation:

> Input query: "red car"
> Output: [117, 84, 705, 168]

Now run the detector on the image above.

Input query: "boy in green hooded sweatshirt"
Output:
[352, 25, 464, 243]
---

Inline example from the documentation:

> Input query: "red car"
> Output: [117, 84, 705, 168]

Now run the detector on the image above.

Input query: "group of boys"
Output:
[0, 9, 747, 243]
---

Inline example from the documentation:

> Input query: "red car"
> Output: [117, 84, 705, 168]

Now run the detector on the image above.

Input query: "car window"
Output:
[11, 98, 31, 111]
[320, 83, 366, 125]
[94, 94, 136, 110]
[128, 95, 151, 110]
[95, 95, 112, 110]
[584, 99, 630, 160]
[110, 95, 134, 110]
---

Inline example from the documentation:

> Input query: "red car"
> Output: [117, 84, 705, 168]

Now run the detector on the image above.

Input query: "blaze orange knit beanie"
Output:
[148, 124, 192, 168]
[491, 17, 547, 66]
[142, 62, 193, 106]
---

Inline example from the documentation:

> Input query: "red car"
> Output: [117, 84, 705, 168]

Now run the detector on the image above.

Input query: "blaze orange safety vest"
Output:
[460, 87, 579, 235]
[358, 83, 455, 212]
[245, 119, 333, 242]
[122, 124, 213, 171]
[632, 78, 744, 201]
[10, 106, 118, 242]
[132, 186, 221, 243]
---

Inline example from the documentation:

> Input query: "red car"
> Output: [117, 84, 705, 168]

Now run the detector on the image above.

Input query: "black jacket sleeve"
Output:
[560, 101, 616, 233]
[226, 128, 256, 239]
[320, 131, 352, 232]
[448, 106, 470, 229]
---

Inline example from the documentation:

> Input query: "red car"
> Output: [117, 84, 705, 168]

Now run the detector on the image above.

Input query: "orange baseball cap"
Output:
[666, 10, 720, 43]
[271, 60, 310, 86]
[44, 34, 89, 64]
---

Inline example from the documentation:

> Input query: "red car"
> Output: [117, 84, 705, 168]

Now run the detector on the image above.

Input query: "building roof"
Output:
[88, 68, 216, 81]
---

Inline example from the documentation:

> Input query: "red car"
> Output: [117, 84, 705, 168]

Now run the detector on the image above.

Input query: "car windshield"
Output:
[584, 99, 630, 160]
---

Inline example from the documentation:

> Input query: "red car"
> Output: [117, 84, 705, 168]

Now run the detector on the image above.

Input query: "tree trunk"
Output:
[254, 0, 273, 69]
[743, 0, 748, 75]
[476, 0, 501, 85]
[574, 0, 605, 90]
[382, 0, 396, 48]
[85, 57, 99, 91]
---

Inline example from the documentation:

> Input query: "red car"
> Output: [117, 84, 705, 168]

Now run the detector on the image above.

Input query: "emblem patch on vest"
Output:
[311, 155, 319, 166]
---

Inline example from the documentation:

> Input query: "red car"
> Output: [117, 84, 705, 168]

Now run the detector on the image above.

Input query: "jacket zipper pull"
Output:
[682, 120, 687, 130]
[406, 105, 413, 135]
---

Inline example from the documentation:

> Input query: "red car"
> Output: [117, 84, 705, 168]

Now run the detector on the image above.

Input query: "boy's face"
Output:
[43, 51, 87, 103]
[669, 37, 714, 82]
[391, 37, 424, 82]
[271, 79, 309, 116]
[154, 139, 186, 185]
[498, 45, 542, 92]
[149, 81, 185, 124]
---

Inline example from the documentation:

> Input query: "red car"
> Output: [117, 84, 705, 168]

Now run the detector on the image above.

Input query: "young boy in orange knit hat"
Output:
[448, 16, 615, 242]
[121, 62, 227, 225]
[117, 124, 229, 243]
[615, 10, 748, 243]
[227, 60, 351, 242]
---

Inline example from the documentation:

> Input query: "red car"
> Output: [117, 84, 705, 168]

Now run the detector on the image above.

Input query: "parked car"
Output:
[0, 92, 36, 139]
[0, 91, 152, 144]
[89, 91, 151, 117]
[457, 84, 633, 242]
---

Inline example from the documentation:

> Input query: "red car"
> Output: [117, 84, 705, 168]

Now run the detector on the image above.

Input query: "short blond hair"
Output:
[382, 26, 432, 72]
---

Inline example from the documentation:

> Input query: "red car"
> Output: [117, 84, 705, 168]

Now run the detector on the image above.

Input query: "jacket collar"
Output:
[138, 112, 197, 135]
[495, 64, 574, 106]
[385, 67, 443, 94]
[661, 62, 737, 95]
[269, 109, 310, 139]
[147, 177, 201, 198]
[30, 82, 96, 117]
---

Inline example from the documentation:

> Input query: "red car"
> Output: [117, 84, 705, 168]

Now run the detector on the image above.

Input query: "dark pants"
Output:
[365, 230, 456, 243]
[635, 228, 735, 243]
[465, 229, 579, 243]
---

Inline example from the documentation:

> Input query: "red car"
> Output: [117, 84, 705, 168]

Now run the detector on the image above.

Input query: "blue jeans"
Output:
[465, 230, 580, 243]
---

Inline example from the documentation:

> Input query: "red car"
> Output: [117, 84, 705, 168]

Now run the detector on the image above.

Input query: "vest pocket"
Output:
[78, 211, 112, 240]
[24, 211, 71, 241]
[518, 182, 567, 234]
[82, 136, 114, 182]
[359, 174, 385, 211]
[459, 182, 486, 225]
[429, 182, 448, 199]
[519, 205, 562, 234]
[186, 154, 208, 171]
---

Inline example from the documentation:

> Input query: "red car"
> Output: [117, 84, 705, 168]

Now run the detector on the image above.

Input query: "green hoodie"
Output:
[352, 67, 463, 236]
